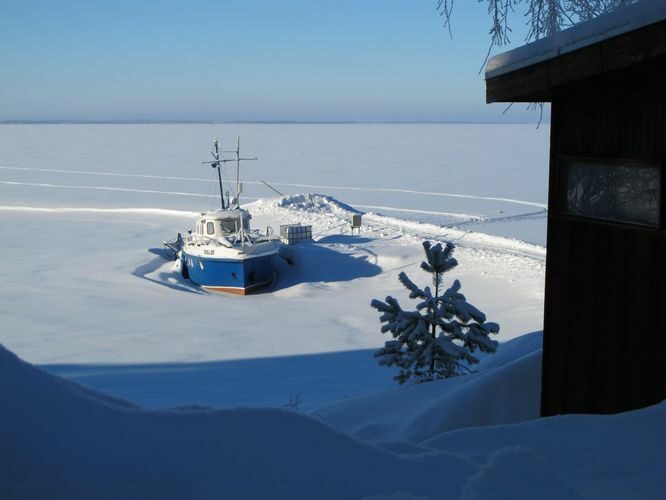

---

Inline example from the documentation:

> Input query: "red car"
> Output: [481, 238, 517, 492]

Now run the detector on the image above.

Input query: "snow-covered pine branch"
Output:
[372, 241, 499, 384]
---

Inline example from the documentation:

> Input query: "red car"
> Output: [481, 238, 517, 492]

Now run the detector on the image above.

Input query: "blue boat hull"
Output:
[182, 251, 275, 295]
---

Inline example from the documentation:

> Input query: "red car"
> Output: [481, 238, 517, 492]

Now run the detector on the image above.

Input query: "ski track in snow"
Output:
[363, 213, 545, 261]
[0, 165, 547, 209]
[0, 205, 198, 217]
[353, 204, 485, 222]
[0, 167, 548, 235]
[0, 180, 220, 199]
[0, 163, 546, 261]
[0, 201, 546, 264]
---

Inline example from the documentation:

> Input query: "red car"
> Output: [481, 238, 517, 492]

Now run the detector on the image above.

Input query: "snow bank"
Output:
[315, 332, 543, 443]
[274, 193, 361, 216]
[0, 344, 475, 500]
[2, 341, 664, 499]
[426, 402, 666, 500]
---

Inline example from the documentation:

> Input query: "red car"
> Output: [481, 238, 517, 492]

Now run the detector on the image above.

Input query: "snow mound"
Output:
[0, 343, 475, 500]
[315, 332, 542, 443]
[274, 193, 361, 217]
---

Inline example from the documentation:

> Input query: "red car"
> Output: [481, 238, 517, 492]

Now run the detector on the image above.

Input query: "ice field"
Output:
[0, 123, 548, 408]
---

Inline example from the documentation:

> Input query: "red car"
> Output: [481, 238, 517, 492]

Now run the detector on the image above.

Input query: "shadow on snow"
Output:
[43, 348, 393, 412]
[271, 241, 381, 291]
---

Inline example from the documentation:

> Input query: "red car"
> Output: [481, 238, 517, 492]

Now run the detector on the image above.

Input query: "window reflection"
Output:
[565, 159, 660, 226]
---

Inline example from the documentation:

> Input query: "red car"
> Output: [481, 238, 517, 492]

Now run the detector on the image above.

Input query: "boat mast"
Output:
[214, 139, 225, 210]
[236, 136, 241, 200]
[201, 138, 227, 210]
[232, 136, 257, 207]
[200, 137, 257, 209]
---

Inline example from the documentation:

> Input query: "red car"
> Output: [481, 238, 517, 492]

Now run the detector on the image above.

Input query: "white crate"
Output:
[279, 224, 313, 245]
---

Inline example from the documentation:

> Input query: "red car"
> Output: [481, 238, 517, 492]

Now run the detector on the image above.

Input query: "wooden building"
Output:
[485, 1, 666, 417]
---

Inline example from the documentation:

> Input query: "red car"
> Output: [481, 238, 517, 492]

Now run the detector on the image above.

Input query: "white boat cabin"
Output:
[193, 209, 251, 238]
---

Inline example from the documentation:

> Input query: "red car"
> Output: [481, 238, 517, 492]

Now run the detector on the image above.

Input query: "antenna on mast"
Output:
[235, 136, 257, 206]
[201, 137, 257, 209]
[200, 137, 227, 210]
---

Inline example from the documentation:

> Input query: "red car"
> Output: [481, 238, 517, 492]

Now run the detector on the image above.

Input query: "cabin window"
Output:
[563, 158, 661, 227]
[206, 221, 215, 235]
[220, 220, 236, 233]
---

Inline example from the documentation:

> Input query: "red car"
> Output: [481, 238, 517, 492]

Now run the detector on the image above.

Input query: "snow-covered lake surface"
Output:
[0, 122, 550, 243]
[0, 123, 548, 409]
[2, 124, 664, 499]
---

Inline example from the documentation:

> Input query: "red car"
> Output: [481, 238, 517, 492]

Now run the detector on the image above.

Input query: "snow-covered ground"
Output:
[1, 124, 663, 499]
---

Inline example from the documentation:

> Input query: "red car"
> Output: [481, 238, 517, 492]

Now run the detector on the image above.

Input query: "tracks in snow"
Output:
[0, 205, 198, 217]
[360, 212, 546, 262]
[0, 165, 547, 210]
[0, 165, 546, 261]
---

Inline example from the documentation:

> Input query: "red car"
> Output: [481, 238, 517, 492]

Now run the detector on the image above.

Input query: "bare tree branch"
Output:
[437, 0, 640, 48]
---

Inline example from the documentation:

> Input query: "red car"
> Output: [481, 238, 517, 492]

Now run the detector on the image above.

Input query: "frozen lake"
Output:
[0, 123, 550, 244]
[0, 123, 548, 410]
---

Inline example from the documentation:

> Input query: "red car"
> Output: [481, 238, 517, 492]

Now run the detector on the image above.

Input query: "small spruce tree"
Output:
[371, 241, 499, 384]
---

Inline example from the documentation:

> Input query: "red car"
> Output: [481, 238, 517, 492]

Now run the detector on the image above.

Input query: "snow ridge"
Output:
[254, 193, 546, 262]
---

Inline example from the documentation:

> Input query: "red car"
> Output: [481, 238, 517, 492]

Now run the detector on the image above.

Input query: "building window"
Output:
[563, 158, 661, 227]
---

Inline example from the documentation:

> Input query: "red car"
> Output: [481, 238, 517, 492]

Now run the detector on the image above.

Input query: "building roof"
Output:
[486, 0, 666, 79]
[485, 0, 666, 102]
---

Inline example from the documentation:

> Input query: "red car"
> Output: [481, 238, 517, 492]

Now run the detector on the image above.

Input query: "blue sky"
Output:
[1, 0, 544, 122]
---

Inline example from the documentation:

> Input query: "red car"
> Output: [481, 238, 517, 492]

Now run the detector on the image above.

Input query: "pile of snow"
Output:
[315, 332, 543, 443]
[273, 193, 360, 216]
[2, 343, 665, 499]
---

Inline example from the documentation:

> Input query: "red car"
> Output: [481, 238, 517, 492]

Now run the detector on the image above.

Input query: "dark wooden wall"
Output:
[542, 55, 666, 416]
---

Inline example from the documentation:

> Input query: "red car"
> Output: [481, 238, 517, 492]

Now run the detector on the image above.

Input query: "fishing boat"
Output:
[166, 138, 279, 295]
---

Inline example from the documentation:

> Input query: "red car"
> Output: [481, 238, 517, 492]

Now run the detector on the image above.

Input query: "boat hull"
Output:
[182, 249, 276, 295]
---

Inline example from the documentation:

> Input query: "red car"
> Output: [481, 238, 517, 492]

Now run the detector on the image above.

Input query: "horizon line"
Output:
[0, 119, 548, 125]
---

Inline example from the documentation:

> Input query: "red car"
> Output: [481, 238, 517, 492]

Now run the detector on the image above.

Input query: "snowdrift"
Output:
[426, 402, 666, 500]
[0, 344, 474, 500]
[2, 341, 665, 500]
[316, 332, 543, 443]
[274, 193, 361, 216]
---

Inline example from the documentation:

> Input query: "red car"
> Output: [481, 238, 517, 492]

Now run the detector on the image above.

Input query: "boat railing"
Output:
[185, 227, 276, 248]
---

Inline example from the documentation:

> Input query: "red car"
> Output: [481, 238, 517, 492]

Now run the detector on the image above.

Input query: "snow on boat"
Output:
[167, 138, 279, 295]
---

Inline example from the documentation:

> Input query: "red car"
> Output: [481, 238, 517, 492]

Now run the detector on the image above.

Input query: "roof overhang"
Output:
[485, 0, 666, 103]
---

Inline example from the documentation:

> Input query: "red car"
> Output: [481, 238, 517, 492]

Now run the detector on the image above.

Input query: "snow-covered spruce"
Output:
[371, 241, 500, 384]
